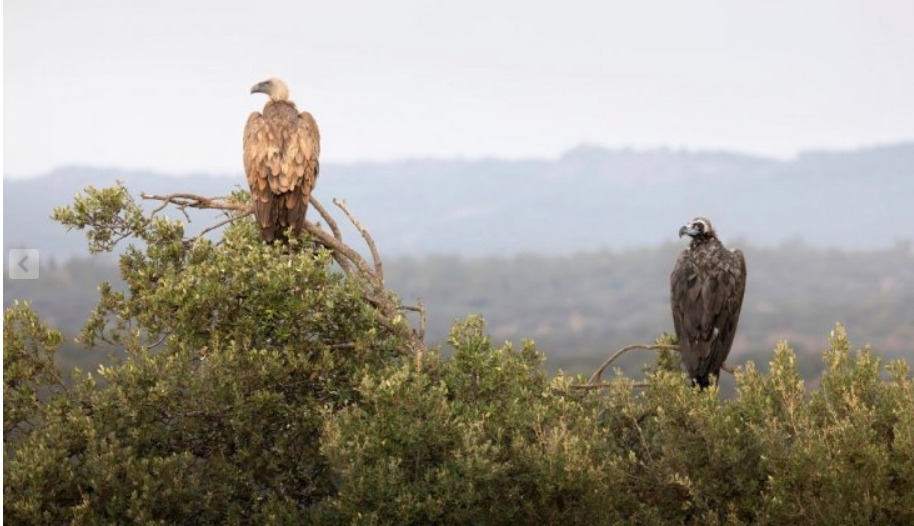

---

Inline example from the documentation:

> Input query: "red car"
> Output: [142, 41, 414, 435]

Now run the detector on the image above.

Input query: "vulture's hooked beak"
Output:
[250, 81, 270, 95]
[679, 225, 699, 238]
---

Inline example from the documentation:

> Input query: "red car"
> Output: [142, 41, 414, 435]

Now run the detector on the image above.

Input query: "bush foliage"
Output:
[4, 184, 913, 524]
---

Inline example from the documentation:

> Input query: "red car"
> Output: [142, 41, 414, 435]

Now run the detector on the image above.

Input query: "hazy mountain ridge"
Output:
[4, 143, 913, 260]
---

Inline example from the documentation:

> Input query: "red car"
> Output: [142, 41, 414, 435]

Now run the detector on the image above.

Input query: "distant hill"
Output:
[4, 143, 914, 260]
[6, 242, 913, 381]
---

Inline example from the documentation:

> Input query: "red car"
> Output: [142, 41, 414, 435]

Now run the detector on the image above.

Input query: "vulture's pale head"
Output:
[679, 217, 716, 241]
[250, 78, 290, 102]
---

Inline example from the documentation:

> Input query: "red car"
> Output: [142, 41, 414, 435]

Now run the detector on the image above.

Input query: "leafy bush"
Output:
[318, 316, 622, 524]
[4, 184, 913, 524]
[318, 323, 914, 525]
[5, 185, 408, 523]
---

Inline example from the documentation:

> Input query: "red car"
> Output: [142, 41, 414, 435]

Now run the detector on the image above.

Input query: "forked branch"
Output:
[138, 191, 426, 355]
[140, 192, 247, 215]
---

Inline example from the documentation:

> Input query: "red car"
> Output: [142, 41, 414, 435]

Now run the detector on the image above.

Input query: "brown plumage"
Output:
[243, 77, 320, 243]
[670, 217, 747, 388]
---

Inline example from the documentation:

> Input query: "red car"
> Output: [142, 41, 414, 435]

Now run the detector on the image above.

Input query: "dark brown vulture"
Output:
[670, 217, 747, 388]
[243, 77, 320, 243]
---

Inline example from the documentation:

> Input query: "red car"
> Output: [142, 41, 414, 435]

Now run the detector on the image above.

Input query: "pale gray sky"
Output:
[5, 0, 914, 177]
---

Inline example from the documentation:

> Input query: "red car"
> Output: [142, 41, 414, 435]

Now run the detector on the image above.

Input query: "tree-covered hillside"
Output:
[7, 241, 913, 380]
[388, 242, 914, 373]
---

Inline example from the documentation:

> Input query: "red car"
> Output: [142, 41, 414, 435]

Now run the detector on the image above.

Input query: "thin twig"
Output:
[149, 197, 173, 218]
[302, 221, 373, 280]
[333, 198, 384, 281]
[417, 300, 427, 341]
[310, 196, 342, 242]
[398, 301, 427, 340]
[108, 230, 136, 249]
[571, 381, 650, 390]
[146, 332, 170, 350]
[188, 210, 252, 244]
[307, 198, 354, 274]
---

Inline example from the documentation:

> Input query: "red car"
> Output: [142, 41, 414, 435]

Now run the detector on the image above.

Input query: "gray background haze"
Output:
[5, 0, 914, 177]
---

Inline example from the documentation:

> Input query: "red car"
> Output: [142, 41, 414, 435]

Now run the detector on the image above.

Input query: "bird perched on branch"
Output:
[243, 77, 320, 243]
[670, 217, 747, 388]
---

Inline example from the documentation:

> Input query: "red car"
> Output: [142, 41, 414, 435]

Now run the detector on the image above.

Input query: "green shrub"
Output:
[5, 185, 407, 524]
[5, 184, 913, 524]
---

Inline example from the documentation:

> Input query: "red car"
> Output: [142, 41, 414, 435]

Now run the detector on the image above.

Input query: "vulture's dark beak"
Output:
[679, 225, 699, 238]
[250, 81, 270, 95]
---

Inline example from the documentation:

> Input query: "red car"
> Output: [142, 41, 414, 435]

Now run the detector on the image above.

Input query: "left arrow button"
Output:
[9, 249, 39, 279]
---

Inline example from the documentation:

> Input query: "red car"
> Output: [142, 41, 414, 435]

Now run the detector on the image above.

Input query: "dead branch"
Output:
[302, 220, 376, 285]
[306, 196, 356, 275]
[398, 301, 427, 341]
[140, 193, 251, 246]
[140, 193, 247, 214]
[587, 344, 679, 385]
[145, 332, 171, 350]
[138, 190, 427, 357]
[333, 198, 384, 281]
[310, 196, 342, 242]
[570, 380, 650, 390]
[190, 210, 253, 244]
[571, 343, 737, 390]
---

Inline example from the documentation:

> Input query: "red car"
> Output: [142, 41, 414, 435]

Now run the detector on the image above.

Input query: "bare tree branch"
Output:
[189, 211, 253, 244]
[138, 190, 427, 357]
[400, 300, 427, 341]
[145, 331, 171, 350]
[333, 198, 384, 281]
[307, 195, 354, 276]
[398, 300, 427, 373]
[397, 301, 427, 343]
[140, 193, 247, 214]
[587, 344, 679, 384]
[310, 196, 342, 242]
[571, 343, 737, 390]
[302, 219, 375, 283]
[571, 380, 651, 390]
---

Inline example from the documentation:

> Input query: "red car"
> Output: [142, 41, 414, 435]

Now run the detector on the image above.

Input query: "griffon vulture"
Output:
[670, 217, 747, 388]
[244, 78, 320, 243]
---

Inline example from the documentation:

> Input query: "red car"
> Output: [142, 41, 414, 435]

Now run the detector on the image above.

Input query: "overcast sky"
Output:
[5, 0, 914, 177]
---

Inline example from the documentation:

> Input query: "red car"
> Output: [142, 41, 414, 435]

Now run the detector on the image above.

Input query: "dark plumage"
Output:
[670, 217, 747, 388]
[243, 77, 320, 243]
